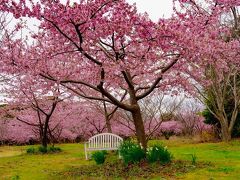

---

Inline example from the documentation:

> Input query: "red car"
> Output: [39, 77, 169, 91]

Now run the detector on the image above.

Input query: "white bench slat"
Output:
[85, 133, 123, 160]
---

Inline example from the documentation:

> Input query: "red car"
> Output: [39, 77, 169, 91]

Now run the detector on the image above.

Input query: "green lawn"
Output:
[163, 139, 240, 179]
[0, 139, 240, 179]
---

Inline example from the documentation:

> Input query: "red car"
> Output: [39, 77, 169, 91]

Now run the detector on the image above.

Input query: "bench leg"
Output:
[84, 143, 88, 160]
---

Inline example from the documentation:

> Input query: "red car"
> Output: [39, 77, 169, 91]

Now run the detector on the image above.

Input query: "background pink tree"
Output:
[174, 0, 240, 141]
[2, 74, 71, 148]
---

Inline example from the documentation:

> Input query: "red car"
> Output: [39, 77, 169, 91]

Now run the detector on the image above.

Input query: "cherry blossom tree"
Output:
[176, 100, 212, 136]
[175, 0, 240, 141]
[200, 68, 240, 141]
[0, 0, 187, 149]
[0, 12, 17, 83]
[160, 120, 183, 140]
[0, 119, 8, 144]
[1, 0, 240, 147]
[0, 117, 37, 145]
[0, 100, 135, 144]
[2, 73, 70, 148]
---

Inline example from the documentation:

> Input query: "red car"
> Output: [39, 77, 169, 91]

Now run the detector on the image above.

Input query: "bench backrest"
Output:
[88, 133, 123, 149]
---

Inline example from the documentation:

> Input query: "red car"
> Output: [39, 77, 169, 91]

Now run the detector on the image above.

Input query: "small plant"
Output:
[92, 151, 107, 165]
[48, 146, 62, 153]
[26, 147, 36, 154]
[191, 153, 197, 165]
[38, 146, 48, 153]
[11, 175, 20, 180]
[119, 140, 145, 165]
[147, 144, 172, 164]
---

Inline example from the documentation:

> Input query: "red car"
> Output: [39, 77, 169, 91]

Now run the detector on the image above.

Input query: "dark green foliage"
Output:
[26, 146, 62, 154]
[11, 175, 20, 180]
[119, 140, 146, 165]
[147, 144, 172, 164]
[48, 146, 62, 153]
[92, 151, 107, 165]
[26, 147, 36, 154]
[38, 146, 48, 153]
[202, 109, 217, 125]
[203, 108, 240, 138]
[202, 71, 240, 139]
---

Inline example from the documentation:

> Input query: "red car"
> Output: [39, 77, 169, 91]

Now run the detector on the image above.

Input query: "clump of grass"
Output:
[119, 140, 146, 165]
[38, 146, 48, 153]
[11, 175, 20, 180]
[26, 146, 62, 154]
[48, 146, 61, 153]
[147, 144, 173, 164]
[26, 147, 36, 154]
[191, 153, 197, 165]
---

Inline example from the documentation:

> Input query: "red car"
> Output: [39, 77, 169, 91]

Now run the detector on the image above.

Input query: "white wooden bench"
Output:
[84, 133, 123, 160]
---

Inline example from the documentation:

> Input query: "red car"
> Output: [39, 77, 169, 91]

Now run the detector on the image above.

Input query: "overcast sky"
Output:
[59, 0, 174, 21]
[127, 0, 173, 21]
[18, 0, 174, 42]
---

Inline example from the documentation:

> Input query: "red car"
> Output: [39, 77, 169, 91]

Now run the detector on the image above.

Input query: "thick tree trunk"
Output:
[42, 130, 48, 148]
[220, 120, 231, 142]
[105, 116, 112, 133]
[124, 71, 147, 150]
[221, 123, 231, 142]
[102, 96, 112, 133]
[42, 116, 51, 148]
[131, 105, 147, 150]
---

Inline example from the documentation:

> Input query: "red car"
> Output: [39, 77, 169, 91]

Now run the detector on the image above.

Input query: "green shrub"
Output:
[38, 146, 48, 153]
[48, 146, 62, 153]
[11, 175, 20, 180]
[92, 151, 107, 165]
[119, 140, 145, 165]
[147, 144, 172, 164]
[26, 146, 62, 154]
[26, 147, 36, 154]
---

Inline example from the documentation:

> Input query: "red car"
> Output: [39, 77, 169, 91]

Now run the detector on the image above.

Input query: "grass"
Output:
[0, 139, 240, 179]
[156, 138, 240, 179]
[0, 144, 87, 180]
